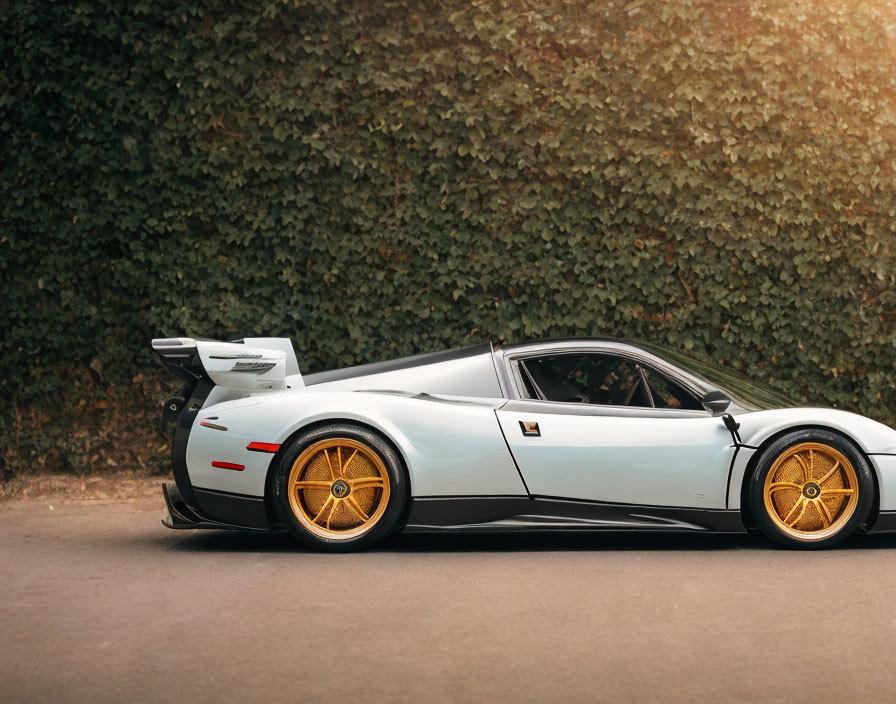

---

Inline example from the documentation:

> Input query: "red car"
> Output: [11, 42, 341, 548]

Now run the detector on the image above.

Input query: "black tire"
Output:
[272, 423, 408, 552]
[748, 429, 873, 549]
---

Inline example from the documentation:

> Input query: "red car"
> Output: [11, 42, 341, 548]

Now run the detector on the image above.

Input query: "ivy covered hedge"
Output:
[3, 0, 896, 475]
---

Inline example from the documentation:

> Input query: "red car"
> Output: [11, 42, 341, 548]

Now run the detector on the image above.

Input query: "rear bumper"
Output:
[156, 352, 274, 531]
[161, 482, 269, 532]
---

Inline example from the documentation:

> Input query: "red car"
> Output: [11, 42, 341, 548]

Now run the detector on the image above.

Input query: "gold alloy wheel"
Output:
[287, 438, 391, 540]
[763, 442, 859, 541]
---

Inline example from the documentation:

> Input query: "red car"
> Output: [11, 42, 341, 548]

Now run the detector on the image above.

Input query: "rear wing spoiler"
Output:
[151, 337, 303, 392]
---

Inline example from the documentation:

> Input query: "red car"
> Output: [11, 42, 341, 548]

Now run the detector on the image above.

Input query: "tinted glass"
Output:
[521, 354, 681, 408]
[644, 368, 703, 410]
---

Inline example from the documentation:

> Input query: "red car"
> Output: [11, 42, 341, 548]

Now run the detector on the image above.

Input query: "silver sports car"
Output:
[152, 336, 896, 550]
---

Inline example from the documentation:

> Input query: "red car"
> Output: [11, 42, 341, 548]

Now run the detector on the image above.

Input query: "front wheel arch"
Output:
[739, 425, 878, 544]
[739, 424, 879, 530]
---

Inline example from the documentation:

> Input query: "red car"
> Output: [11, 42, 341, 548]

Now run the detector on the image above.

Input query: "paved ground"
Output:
[3, 496, 896, 703]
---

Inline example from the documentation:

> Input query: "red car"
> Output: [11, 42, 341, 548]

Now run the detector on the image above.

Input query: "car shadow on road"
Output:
[149, 528, 896, 554]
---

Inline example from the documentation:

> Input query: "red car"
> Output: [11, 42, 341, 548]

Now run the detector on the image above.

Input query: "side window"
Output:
[585, 356, 650, 407]
[520, 354, 592, 403]
[520, 354, 651, 407]
[519, 353, 703, 410]
[643, 368, 703, 411]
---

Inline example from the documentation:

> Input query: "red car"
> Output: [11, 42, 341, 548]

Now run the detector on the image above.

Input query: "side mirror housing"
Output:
[701, 390, 731, 415]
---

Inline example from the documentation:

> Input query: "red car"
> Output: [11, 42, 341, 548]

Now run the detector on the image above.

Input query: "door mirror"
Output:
[701, 390, 731, 414]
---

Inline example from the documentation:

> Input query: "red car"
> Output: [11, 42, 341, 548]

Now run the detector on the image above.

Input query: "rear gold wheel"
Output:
[274, 423, 407, 551]
[288, 438, 391, 540]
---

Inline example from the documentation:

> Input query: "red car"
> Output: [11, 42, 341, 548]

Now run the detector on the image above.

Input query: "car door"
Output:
[495, 349, 736, 509]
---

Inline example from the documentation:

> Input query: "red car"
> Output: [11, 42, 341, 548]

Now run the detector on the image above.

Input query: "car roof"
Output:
[496, 337, 646, 353]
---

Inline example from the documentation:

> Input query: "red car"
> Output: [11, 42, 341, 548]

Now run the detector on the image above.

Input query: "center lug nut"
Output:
[331, 479, 350, 498]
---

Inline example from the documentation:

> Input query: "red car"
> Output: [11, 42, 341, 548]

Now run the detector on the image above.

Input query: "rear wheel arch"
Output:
[263, 417, 412, 529]
[738, 424, 879, 540]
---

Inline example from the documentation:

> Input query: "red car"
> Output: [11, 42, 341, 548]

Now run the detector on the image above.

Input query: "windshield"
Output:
[636, 342, 796, 410]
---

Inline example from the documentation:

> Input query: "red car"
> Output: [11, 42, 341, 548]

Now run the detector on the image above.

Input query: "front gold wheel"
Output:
[287, 438, 392, 541]
[762, 442, 859, 542]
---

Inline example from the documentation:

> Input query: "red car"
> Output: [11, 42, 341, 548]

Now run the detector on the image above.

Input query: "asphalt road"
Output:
[3, 497, 896, 703]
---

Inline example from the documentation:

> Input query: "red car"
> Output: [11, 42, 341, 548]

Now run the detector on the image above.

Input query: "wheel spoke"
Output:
[809, 449, 814, 477]
[816, 499, 833, 527]
[821, 488, 854, 496]
[341, 449, 359, 476]
[768, 482, 802, 494]
[817, 461, 841, 486]
[336, 447, 342, 477]
[344, 495, 370, 522]
[783, 497, 807, 527]
[788, 500, 809, 528]
[793, 453, 810, 482]
[323, 449, 335, 480]
[312, 496, 334, 524]
[293, 481, 332, 490]
[350, 477, 385, 490]
[325, 498, 340, 529]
